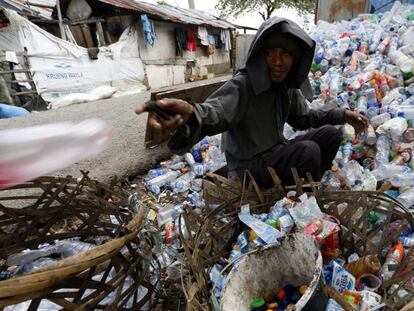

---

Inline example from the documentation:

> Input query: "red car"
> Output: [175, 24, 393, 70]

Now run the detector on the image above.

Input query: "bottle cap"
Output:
[331, 163, 339, 172]
[251, 297, 265, 309]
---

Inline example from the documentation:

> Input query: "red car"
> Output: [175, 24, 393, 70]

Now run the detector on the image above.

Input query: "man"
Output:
[136, 17, 368, 188]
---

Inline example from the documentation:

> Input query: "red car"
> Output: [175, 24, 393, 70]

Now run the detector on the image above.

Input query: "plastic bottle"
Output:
[357, 96, 368, 115]
[399, 236, 414, 247]
[330, 70, 343, 96]
[320, 59, 329, 73]
[342, 141, 353, 164]
[57, 240, 95, 258]
[375, 162, 411, 178]
[370, 113, 391, 128]
[365, 88, 379, 118]
[315, 46, 324, 64]
[369, 29, 383, 53]
[396, 187, 414, 208]
[362, 169, 378, 190]
[381, 243, 404, 281]
[184, 152, 196, 166]
[365, 125, 377, 145]
[147, 171, 179, 189]
[389, 50, 413, 74]
[382, 87, 405, 106]
[391, 151, 411, 165]
[147, 168, 170, 180]
[157, 204, 184, 226]
[337, 92, 350, 109]
[344, 255, 381, 278]
[331, 164, 349, 188]
[377, 36, 392, 53]
[173, 172, 195, 193]
[392, 141, 414, 153]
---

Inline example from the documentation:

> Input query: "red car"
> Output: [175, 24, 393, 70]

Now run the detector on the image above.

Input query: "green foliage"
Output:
[157, 0, 168, 5]
[215, 0, 315, 20]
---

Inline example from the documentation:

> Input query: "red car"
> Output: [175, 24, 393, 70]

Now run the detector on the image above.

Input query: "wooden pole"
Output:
[0, 74, 14, 105]
[56, 0, 67, 41]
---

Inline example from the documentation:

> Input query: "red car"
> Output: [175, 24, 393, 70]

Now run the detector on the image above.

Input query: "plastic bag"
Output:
[239, 204, 283, 245]
[0, 119, 113, 188]
[376, 117, 408, 138]
[66, 0, 92, 22]
[288, 194, 325, 229]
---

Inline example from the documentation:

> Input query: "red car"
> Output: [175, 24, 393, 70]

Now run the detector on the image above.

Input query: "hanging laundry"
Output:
[220, 29, 232, 52]
[213, 34, 223, 49]
[197, 26, 209, 46]
[207, 35, 216, 55]
[187, 28, 197, 52]
[175, 28, 187, 56]
[141, 14, 155, 46]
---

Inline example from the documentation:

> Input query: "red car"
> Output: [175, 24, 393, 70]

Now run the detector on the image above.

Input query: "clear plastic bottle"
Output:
[382, 87, 405, 106]
[173, 172, 195, 193]
[331, 163, 349, 188]
[147, 171, 179, 189]
[369, 29, 383, 53]
[389, 50, 413, 74]
[357, 96, 368, 115]
[147, 168, 171, 180]
[342, 141, 353, 164]
[157, 204, 184, 226]
[330, 70, 343, 96]
[391, 174, 414, 187]
[370, 113, 391, 128]
[396, 187, 414, 208]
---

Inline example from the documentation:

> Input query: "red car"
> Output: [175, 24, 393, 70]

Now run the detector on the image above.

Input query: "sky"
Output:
[143, 0, 315, 31]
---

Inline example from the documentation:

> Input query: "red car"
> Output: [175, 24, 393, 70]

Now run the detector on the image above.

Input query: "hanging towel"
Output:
[175, 28, 187, 56]
[141, 14, 155, 46]
[187, 28, 197, 52]
[197, 26, 209, 46]
[221, 29, 232, 52]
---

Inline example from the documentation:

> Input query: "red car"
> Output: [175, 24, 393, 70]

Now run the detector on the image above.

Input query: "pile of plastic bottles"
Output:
[306, 1, 414, 209]
[145, 134, 226, 197]
[209, 193, 414, 310]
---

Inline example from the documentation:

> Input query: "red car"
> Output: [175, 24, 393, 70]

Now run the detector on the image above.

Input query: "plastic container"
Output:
[157, 204, 184, 226]
[380, 243, 404, 282]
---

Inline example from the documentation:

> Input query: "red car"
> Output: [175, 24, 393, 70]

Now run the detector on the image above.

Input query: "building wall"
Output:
[135, 20, 231, 89]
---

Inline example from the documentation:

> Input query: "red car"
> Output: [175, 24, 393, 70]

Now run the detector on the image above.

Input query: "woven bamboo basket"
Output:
[180, 168, 414, 311]
[0, 173, 154, 310]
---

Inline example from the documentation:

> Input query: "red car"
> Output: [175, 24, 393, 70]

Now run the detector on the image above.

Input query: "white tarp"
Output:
[0, 9, 147, 103]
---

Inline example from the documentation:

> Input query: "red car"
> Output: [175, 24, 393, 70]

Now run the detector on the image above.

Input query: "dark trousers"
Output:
[249, 125, 341, 188]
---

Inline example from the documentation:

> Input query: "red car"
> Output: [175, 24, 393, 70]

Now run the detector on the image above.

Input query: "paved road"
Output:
[0, 91, 172, 183]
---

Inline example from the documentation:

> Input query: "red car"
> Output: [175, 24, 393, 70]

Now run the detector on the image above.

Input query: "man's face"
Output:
[265, 48, 294, 82]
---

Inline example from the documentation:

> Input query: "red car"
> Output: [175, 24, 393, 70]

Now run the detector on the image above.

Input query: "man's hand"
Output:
[135, 98, 194, 136]
[344, 110, 369, 133]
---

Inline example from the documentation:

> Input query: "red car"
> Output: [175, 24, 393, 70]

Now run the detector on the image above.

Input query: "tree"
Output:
[215, 0, 316, 21]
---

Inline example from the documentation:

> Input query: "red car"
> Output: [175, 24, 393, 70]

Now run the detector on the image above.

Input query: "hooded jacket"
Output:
[169, 17, 345, 172]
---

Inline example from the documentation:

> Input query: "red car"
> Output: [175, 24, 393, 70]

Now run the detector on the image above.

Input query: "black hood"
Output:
[238, 17, 315, 101]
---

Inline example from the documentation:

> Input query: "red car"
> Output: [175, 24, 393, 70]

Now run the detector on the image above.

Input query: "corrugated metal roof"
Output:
[0, 0, 53, 18]
[1, 0, 255, 29]
[98, 0, 238, 29]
